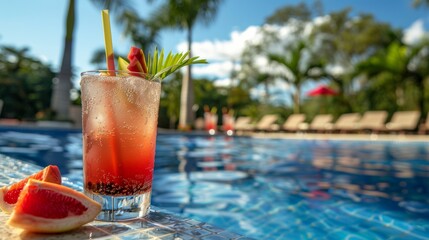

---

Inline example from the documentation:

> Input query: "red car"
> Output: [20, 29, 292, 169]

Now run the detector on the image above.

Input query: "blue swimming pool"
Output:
[0, 126, 428, 239]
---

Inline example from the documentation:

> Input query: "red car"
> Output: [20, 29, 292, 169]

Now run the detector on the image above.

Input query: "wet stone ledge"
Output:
[0, 154, 253, 240]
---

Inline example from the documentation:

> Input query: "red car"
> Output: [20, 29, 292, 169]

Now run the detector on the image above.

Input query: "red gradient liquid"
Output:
[81, 74, 160, 196]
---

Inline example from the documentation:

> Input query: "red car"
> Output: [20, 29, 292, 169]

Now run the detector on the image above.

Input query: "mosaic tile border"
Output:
[0, 154, 253, 240]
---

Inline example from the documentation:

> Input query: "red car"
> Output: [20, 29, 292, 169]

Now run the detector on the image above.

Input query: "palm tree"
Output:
[357, 40, 429, 116]
[239, 48, 277, 104]
[356, 42, 408, 112]
[151, 0, 222, 129]
[90, 10, 160, 68]
[269, 41, 324, 113]
[50, 0, 75, 120]
[160, 72, 182, 128]
[51, 0, 134, 120]
[117, 9, 160, 51]
[308, 9, 398, 113]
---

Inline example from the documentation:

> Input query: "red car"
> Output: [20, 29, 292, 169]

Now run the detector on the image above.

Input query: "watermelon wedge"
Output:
[127, 57, 146, 74]
[127, 46, 147, 73]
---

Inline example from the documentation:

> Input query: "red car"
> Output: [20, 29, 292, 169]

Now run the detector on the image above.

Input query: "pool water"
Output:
[0, 127, 428, 239]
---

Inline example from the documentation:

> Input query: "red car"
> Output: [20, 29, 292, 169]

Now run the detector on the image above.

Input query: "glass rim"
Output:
[81, 70, 160, 82]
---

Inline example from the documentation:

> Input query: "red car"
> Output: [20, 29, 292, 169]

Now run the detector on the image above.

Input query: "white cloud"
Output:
[178, 16, 390, 105]
[313, 15, 331, 26]
[177, 22, 309, 63]
[273, 78, 292, 91]
[38, 54, 50, 64]
[183, 21, 324, 81]
[177, 25, 264, 61]
[192, 61, 235, 78]
[403, 19, 427, 45]
[326, 64, 346, 76]
[250, 87, 265, 100]
[248, 78, 293, 105]
[172, 15, 429, 107]
[213, 77, 233, 87]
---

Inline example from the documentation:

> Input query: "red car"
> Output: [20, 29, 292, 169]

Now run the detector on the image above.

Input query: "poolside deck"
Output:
[2, 120, 429, 142]
[1, 126, 429, 238]
[238, 131, 429, 142]
[0, 154, 252, 240]
[158, 127, 429, 142]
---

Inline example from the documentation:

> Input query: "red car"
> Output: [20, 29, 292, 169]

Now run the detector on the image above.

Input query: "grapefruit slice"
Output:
[7, 179, 101, 233]
[0, 165, 61, 213]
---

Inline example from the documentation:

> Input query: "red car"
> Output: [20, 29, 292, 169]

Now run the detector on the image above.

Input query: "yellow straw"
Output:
[101, 10, 115, 75]
[101, 10, 120, 178]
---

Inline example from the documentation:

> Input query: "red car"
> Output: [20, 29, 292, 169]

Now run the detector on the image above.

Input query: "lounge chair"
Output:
[357, 111, 388, 132]
[333, 113, 361, 133]
[384, 111, 421, 133]
[282, 114, 306, 132]
[194, 117, 205, 130]
[255, 114, 279, 131]
[300, 114, 333, 132]
[234, 116, 254, 132]
[418, 112, 429, 134]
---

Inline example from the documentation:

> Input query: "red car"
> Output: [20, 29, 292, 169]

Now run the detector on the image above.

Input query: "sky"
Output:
[0, 0, 428, 103]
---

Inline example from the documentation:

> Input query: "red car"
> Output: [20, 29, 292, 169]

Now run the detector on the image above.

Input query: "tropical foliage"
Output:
[51, 0, 144, 120]
[149, 0, 223, 129]
[236, 2, 429, 123]
[0, 46, 55, 120]
[1, 1, 429, 128]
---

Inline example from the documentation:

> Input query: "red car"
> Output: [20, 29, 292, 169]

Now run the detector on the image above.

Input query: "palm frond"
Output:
[147, 49, 207, 80]
[119, 47, 207, 80]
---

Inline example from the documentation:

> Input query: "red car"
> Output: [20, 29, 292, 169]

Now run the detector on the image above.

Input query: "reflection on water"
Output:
[0, 130, 82, 176]
[0, 128, 429, 239]
[153, 135, 429, 239]
[310, 141, 429, 204]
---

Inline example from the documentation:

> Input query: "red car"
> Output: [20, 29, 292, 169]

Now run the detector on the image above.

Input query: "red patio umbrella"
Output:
[306, 85, 337, 114]
[307, 85, 337, 96]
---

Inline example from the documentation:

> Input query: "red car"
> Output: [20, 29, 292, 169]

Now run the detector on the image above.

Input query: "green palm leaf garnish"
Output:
[149, 49, 207, 80]
[118, 47, 207, 80]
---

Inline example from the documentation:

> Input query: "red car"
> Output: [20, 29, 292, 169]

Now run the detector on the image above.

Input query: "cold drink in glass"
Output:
[80, 70, 161, 221]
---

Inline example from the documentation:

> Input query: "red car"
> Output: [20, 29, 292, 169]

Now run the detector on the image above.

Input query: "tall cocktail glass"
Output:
[80, 70, 161, 221]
